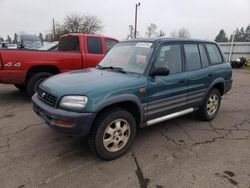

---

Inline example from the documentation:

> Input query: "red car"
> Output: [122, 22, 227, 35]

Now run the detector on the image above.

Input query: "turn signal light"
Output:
[54, 119, 75, 127]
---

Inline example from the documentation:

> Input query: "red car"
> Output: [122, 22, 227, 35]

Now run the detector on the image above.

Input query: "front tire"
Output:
[26, 72, 52, 97]
[14, 84, 26, 91]
[88, 108, 136, 160]
[197, 88, 221, 121]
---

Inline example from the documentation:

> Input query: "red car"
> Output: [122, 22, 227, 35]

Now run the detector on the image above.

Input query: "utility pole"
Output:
[52, 18, 56, 40]
[134, 2, 141, 38]
[229, 32, 235, 63]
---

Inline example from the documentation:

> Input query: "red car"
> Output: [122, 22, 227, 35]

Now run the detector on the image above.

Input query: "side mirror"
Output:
[150, 66, 170, 77]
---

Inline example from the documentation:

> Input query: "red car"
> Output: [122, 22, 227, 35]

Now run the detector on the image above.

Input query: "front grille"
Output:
[37, 87, 57, 107]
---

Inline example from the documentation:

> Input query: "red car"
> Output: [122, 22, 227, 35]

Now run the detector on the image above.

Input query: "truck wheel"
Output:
[196, 88, 221, 121]
[88, 108, 137, 160]
[26, 72, 52, 97]
[14, 84, 26, 91]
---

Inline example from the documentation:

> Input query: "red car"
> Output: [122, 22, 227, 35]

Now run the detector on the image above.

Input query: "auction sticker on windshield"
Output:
[135, 42, 152, 48]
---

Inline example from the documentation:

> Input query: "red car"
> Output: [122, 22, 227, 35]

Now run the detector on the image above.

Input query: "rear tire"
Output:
[14, 84, 26, 91]
[196, 88, 221, 121]
[88, 108, 137, 160]
[26, 72, 52, 97]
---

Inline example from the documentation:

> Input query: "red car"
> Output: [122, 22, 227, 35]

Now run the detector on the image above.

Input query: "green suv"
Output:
[32, 38, 232, 160]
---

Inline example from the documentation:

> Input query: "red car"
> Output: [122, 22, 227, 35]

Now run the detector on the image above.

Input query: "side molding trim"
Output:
[146, 108, 194, 126]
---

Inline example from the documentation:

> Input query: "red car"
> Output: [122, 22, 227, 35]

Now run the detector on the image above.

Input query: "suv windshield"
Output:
[99, 41, 154, 74]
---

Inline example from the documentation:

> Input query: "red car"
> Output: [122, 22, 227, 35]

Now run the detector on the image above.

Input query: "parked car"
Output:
[32, 38, 233, 160]
[17, 34, 43, 50]
[1, 42, 10, 48]
[6, 44, 18, 49]
[39, 42, 58, 51]
[0, 34, 118, 96]
[231, 57, 247, 68]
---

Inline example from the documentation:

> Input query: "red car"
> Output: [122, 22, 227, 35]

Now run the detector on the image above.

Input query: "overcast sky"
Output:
[0, 0, 249, 40]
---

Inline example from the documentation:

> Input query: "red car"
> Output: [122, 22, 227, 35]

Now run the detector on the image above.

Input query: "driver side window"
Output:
[154, 44, 182, 74]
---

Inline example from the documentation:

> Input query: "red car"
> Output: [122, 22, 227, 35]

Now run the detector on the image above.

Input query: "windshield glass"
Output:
[39, 43, 58, 51]
[23, 40, 42, 49]
[99, 41, 154, 74]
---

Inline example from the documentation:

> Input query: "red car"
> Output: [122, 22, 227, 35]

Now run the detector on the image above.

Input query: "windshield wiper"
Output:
[97, 65, 127, 74]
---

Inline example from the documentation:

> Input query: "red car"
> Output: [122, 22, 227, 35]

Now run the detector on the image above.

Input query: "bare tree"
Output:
[157, 30, 166, 37]
[6, 35, 12, 43]
[81, 15, 102, 34]
[178, 28, 190, 38]
[63, 14, 102, 34]
[47, 13, 103, 41]
[63, 14, 84, 33]
[171, 28, 190, 38]
[170, 30, 177, 38]
[127, 25, 134, 39]
[145, 23, 157, 38]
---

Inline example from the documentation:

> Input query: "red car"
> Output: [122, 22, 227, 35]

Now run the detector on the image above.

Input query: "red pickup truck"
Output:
[0, 34, 118, 96]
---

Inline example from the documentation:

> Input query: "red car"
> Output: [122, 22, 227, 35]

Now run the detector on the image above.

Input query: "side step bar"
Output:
[146, 108, 194, 126]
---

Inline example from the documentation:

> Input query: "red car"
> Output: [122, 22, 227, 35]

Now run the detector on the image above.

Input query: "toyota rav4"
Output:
[32, 38, 232, 160]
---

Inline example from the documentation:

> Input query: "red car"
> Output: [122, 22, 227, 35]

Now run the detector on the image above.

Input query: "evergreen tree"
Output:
[215, 29, 228, 42]
[6, 35, 12, 43]
[13, 33, 18, 44]
[245, 25, 250, 41]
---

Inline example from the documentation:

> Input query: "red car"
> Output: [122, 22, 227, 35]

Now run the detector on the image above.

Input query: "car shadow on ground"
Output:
[0, 86, 30, 104]
[43, 113, 196, 162]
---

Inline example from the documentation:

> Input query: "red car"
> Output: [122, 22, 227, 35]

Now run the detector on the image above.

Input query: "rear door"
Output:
[184, 43, 213, 107]
[84, 36, 105, 68]
[147, 43, 189, 120]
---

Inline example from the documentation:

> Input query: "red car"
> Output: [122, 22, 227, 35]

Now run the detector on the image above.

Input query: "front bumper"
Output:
[0, 70, 26, 84]
[32, 94, 95, 137]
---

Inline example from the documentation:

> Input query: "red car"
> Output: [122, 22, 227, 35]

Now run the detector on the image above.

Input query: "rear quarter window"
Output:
[87, 37, 103, 54]
[206, 43, 223, 64]
[58, 36, 80, 51]
[198, 44, 209, 67]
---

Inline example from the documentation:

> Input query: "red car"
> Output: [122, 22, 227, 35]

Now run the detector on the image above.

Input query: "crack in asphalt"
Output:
[38, 159, 99, 185]
[215, 172, 239, 186]
[160, 127, 199, 157]
[176, 123, 192, 140]
[193, 119, 250, 136]
[131, 151, 149, 188]
[1, 122, 43, 137]
[192, 131, 231, 146]
[0, 138, 10, 149]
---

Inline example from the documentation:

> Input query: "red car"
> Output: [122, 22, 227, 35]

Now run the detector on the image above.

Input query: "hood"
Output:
[40, 68, 147, 99]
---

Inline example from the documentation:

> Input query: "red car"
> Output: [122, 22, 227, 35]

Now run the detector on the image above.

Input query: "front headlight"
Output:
[59, 96, 88, 110]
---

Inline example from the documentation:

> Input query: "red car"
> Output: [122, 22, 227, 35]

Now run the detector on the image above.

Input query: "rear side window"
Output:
[87, 37, 103, 54]
[58, 36, 79, 51]
[105, 39, 118, 53]
[198, 44, 209, 67]
[184, 44, 202, 71]
[206, 43, 223, 64]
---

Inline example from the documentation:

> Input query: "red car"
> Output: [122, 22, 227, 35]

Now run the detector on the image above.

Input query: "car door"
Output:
[183, 43, 214, 107]
[147, 43, 189, 120]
